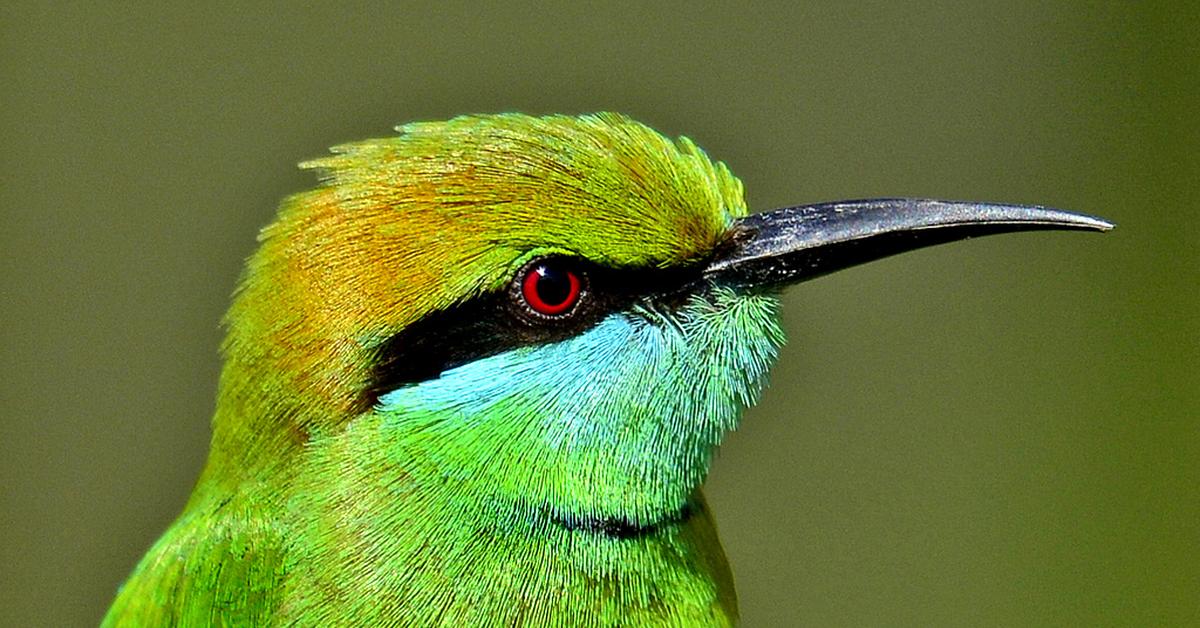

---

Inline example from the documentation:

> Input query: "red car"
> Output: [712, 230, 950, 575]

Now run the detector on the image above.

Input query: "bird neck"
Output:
[278, 412, 739, 624]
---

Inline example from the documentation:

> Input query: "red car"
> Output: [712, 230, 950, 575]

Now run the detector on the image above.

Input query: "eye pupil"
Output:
[535, 267, 572, 305]
[521, 261, 582, 316]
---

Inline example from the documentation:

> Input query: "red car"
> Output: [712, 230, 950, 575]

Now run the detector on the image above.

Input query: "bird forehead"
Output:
[306, 112, 746, 270]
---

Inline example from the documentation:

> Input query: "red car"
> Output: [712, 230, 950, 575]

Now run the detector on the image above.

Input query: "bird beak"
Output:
[705, 198, 1113, 288]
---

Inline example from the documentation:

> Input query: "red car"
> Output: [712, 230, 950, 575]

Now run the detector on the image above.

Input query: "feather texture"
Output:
[106, 113, 780, 626]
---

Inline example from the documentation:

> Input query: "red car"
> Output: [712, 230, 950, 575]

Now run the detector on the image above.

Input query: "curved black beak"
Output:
[706, 198, 1113, 288]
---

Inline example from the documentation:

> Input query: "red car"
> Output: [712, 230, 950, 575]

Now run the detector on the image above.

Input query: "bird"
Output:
[104, 112, 1111, 626]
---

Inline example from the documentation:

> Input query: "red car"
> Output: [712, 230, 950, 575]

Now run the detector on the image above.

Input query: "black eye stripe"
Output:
[359, 259, 703, 410]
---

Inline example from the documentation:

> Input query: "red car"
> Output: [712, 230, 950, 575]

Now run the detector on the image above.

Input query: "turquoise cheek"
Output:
[376, 287, 785, 525]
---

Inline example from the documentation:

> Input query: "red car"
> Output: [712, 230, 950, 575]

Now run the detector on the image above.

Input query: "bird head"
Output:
[210, 113, 1110, 534]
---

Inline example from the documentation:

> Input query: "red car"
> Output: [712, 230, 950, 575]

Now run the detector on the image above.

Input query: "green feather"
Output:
[105, 113, 778, 626]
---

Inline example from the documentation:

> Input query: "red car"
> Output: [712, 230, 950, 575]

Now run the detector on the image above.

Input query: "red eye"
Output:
[521, 261, 582, 316]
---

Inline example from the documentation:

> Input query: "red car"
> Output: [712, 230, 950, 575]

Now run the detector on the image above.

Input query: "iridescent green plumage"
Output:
[106, 113, 777, 625]
[106, 112, 1110, 626]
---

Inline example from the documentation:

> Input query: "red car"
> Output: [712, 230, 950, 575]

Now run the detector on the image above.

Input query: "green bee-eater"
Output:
[104, 113, 1110, 626]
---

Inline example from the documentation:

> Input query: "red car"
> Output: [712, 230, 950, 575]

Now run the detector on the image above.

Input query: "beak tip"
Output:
[1040, 207, 1114, 232]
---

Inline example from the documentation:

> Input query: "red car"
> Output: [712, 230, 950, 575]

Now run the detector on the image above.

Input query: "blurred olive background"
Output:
[2, 2, 1196, 625]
